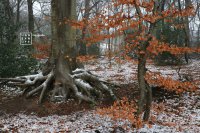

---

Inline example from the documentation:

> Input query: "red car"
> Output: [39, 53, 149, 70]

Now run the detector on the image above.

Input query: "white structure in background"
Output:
[20, 32, 45, 45]
[20, 32, 32, 45]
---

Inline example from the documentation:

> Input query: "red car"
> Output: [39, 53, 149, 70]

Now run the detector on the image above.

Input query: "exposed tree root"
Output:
[0, 52, 117, 104]
[0, 69, 117, 104]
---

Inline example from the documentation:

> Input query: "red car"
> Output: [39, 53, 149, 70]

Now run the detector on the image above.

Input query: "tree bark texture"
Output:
[3, 0, 14, 21]
[51, 0, 77, 69]
[80, 0, 90, 56]
[27, 0, 34, 32]
[16, 0, 22, 24]
[134, 1, 154, 121]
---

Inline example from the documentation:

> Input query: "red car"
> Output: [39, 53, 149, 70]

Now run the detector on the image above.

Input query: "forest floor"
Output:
[0, 57, 199, 133]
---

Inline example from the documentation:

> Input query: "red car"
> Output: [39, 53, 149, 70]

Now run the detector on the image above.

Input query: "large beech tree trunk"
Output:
[37, 0, 115, 103]
[52, 0, 77, 58]
[47, 0, 82, 103]
[50, 0, 78, 69]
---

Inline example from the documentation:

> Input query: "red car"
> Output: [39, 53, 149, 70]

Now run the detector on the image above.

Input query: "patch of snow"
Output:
[85, 58, 137, 84]
[0, 111, 134, 133]
[0, 86, 22, 96]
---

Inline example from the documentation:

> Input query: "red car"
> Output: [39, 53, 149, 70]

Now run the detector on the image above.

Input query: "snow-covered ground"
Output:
[0, 91, 199, 133]
[85, 57, 200, 85]
[0, 58, 199, 133]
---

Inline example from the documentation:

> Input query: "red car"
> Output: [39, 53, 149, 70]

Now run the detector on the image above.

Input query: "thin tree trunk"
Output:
[184, 0, 192, 63]
[87, 0, 101, 56]
[27, 0, 34, 32]
[197, 5, 200, 47]
[107, 1, 112, 67]
[4, 0, 14, 21]
[137, 24, 155, 121]
[198, 24, 200, 46]
[79, 0, 90, 56]
[134, 1, 155, 121]
[16, 0, 22, 24]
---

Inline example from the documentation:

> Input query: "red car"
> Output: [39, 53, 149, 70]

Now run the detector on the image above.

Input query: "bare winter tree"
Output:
[178, 0, 193, 63]
[79, 0, 90, 55]
[16, 0, 22, 23]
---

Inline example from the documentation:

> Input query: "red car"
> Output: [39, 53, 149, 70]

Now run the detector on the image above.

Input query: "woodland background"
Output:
[0, 0, 200, 132]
